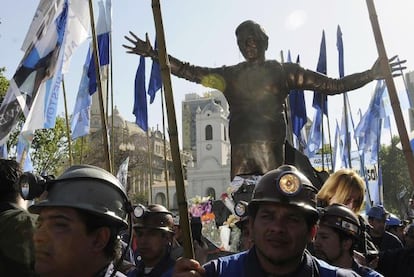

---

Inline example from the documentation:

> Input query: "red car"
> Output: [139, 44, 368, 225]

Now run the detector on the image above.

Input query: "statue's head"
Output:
[235, 20, 268, 61]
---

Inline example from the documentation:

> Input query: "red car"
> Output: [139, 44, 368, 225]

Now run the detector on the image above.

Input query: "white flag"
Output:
[117, 157, 129, 189]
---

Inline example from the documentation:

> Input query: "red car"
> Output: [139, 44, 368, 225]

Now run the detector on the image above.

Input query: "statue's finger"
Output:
[129, 31, 139, 40]
[122, 44, 134, 50]
[124, 36, 136, 44]
[388, 55, 398, 62]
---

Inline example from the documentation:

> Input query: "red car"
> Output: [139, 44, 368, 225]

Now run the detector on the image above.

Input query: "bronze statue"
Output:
[123, 20, 403, 180]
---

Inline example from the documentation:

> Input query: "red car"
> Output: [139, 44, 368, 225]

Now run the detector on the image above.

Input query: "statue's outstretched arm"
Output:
[371, 55, 406, 79]
[123, 31, 212, 84]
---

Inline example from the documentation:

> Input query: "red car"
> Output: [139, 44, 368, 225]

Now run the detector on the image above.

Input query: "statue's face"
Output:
[239, 36, 261, 61]
[237, 28, 266, 63]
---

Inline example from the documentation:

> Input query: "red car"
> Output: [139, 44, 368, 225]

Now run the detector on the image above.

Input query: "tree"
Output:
[30, 116, 69, 175]
[380, 136, 411, 217]
[0, 67, 8, 102]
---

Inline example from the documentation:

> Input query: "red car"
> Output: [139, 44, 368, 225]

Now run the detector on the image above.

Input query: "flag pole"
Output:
[88, 0, 112, 172]
[151, 0, 194, 258]
[61, 76, 73, 166]
[146, 131, 153, 204]
[280, 50, 294, 146]
[161, 88, 170, 209]
[343, 94, 352, 168]
[366, 0, 414, 188]
[110, 25, 115, 174]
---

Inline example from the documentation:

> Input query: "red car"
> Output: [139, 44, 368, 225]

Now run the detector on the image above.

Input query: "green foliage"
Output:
[380, 136, 411, 217]
[30, 116, 69, 174]
[129, 191, 149, 206]
[0, 67, 9, 102]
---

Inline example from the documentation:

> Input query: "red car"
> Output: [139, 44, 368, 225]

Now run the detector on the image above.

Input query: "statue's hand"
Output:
[123, 32, 155, 58]
[371, 55, 407, 80]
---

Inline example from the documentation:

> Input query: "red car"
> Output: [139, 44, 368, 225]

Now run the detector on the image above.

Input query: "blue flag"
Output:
[133, 56, 148, 131]
[16, 136, 34, 172]
[337, 25, 344, 78]
[289, 55, 307, 143]
[0, 0, 69, 145]
[305, 108, 323, 158]
[0, 144, 8, 159]
[354, 80, 386, 164]
[148, 38, 162, 104]
[87, 0, 111, 95]
[332, 120, 341, 171]
[339, 109, 351, 168]
[312, 30, 328, 115]
[71, 0, 111, 139]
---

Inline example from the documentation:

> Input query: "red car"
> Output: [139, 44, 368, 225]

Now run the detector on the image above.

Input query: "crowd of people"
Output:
[2, 157, 414, 276]
[1, 17, 411, 277]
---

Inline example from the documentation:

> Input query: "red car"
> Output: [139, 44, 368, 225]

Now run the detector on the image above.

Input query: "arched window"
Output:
[155, 193, 166, 206]
[205, 125, 213, 140]
[206, 187, 216, 200]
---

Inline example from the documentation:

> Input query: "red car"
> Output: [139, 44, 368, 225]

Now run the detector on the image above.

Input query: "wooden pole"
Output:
[366, 0, 414, 188]
[146, 131, 153, 204]
[151, 0, 194, 259]
[61, 76, 73, 166]
[161, 88, 170, 209]
[88, 0, 112, 172]
[110, 28, 115, 174]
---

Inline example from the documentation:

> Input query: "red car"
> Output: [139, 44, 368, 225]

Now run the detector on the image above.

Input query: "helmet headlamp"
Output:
[278, 173, 301, 195]
[133, 204, 148, 218]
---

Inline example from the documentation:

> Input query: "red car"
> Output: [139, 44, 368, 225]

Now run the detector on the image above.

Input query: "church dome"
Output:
[202, 99, 223, 114]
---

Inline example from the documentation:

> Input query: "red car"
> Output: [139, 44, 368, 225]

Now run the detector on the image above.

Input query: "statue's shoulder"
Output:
[264, 60, 284, 69]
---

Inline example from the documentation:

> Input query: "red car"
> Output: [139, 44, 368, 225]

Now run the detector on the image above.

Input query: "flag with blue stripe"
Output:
[0, 0, 89, 145]
[71, 0, 111, 139]
[354, 80, 387, 164]
[305, 108, 323, 158]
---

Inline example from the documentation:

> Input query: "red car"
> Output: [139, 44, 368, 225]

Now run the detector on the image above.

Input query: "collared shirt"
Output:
[201, 247, 360, 277]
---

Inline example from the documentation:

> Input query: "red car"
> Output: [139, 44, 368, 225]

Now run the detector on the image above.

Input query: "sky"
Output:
[1, 0, 414, 146]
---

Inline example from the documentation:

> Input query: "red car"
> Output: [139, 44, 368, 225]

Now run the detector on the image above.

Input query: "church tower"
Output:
[186, 98, 231, 199]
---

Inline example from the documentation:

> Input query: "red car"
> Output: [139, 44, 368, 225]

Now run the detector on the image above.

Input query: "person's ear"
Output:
[309, 225, 318, 241]
[92, 227, 111, 252]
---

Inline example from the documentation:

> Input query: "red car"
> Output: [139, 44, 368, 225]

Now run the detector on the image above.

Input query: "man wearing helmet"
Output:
[366, 205, 403, 251]
[29, 164, 131, 277]
[314, 204, 383, 276]
[172, 165, 359, 276]
[128, 204, 176, 277]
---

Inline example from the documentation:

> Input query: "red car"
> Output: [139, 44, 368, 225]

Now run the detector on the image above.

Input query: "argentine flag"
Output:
[71, 0, 111, 140]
